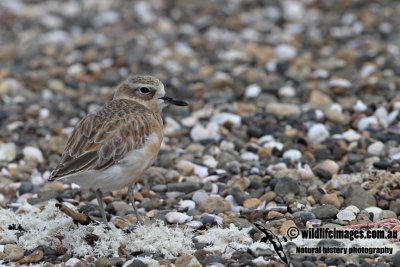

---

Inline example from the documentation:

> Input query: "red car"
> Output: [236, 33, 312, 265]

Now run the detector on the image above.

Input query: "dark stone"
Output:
[167, 182, 201, 193]
[314, 148, 332, 160]
[373, 160, 391, 170]
[203, 181, 213, 192]
[201, 255, 225, 266]
[19, 181, 34, 195]
[393, 251, 400, 267]
[293, 211, 316, 225]
[312, 204, 338, 219]
[125, 260, 147, 267]
[314, 168, 332, 182]
[231, 187, 249, 205]
[274, 177, 299, 196]
[139, 198, 161, 210]
[348, 153, 363, 163]
[247, 127, 263, 138]
[344, 184, 377, 210]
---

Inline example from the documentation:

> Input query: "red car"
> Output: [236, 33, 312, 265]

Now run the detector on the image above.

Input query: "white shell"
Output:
[337, 209, 356, 221]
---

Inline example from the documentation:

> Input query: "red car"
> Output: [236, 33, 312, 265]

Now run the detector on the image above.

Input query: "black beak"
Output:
[160, 96, 188, 106]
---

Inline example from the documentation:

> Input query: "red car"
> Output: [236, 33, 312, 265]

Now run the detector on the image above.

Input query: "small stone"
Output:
[275, 44, 297, 60]
[201, 255, 225, 266]
[176, 160, 195, 175]
[367, 142, 385, 156]
[344, 184, 377, 209]
[308, 124, 330, 144]
[311, 204, 338, 219]
[341, 129, 361, 142]
[211, 112, 241, 127]
[139, 198, 161, 210]
[176, 255, 202, 267]
[23, 146, 44, 164]
[308, 90, 332, 106]
[283, 149, 302, 162]
[241, 152, 259, 161]
[320, 193, 341, 209]
[165, 211, 192, 224]
[278, 86, 296, 98]
[260, 191, 276, 203]
[0, 143, 17, 162]
[202, 155, 218, 168]
[337, 209, 356, 221]
[18, 249, 44, 264]
[43, 181, 65, 193]
[274, 177, 299, 196]
[280, 220, 297, 237]
[95, 257, 113, 267]
[266, 211, 284, 220]
[3, 244, 24, 262]
[192, 190, 209, 204]
[389, 199, 400, 216]
[317, 160, 340, 175]
[245, 84, 261, 98]
[19, 181, 34, 195]
[380, 210, 397, 220]
[49, 136, 67, 155]
[358, 116, 379, 131]
[190, 123, 220, 142]
[243, 198, 261, 209]
[293, 211, 316, 225]
[266, 103, 301, 117]
[168, 182, 201, 193]
[112, 201, 132, 214]
[198, 196, 230, 213]
[65, 258, 84, 267]
[329, 78, 351, 90]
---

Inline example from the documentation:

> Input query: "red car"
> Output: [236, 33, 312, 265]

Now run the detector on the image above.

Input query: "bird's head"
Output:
[114, 75, 187, 112]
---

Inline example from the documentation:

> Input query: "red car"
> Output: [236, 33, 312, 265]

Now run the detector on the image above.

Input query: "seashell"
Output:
[337, 209, 356, 221]
[364, 207, 382, 222]
[165, 212, 192, 224]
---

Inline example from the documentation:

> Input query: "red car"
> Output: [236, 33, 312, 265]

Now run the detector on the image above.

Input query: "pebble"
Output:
[274, 177, 299, 196]
[274, 44, 297, 60]
[344, 184, 377, 209]
[308, 124, 330, 144]
[266, 103, 301, 117]
[198, 196, 230, 213]
[311, 205, 338, 219]
[190, 123, 220, 142]
[22, 146, 44, 163]
[192, 190, 209, 205]
[0, 143, 16, 162]
[241, 152, 259, 161]
[340, 129, 361, 142]
[278, 86, 296, 98]
[358, 116, 379, 131]
[280, 220, 297, 237]
[2, 244, 24, 262]
[283, 149, 302, 162]
[317, 160, 340, 175]
[337, 209, 356, 221]
[176, 255, 202, 267]
[243, 198, 261, 209]
[165, 211, 192, 224]
[245, 84, 261, 98]
[210, 112, 241, 127]
[320, 193, 341, 209]
[367, 142, 385, 156]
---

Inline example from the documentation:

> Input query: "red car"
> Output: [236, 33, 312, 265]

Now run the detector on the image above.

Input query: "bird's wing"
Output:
[49, 99, 158, 180]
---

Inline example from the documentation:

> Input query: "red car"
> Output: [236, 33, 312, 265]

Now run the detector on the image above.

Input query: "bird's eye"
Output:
[139, 87, 150, 94]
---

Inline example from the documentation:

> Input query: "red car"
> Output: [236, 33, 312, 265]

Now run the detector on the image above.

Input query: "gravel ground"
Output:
[1, 0, 400, 266]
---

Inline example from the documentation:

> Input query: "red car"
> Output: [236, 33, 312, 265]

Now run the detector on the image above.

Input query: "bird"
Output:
[48, 75, 188, 225]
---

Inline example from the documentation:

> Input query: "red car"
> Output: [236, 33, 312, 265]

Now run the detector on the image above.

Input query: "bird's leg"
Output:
[95, 189, 109, 226]
[128, 184, 144, 224]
